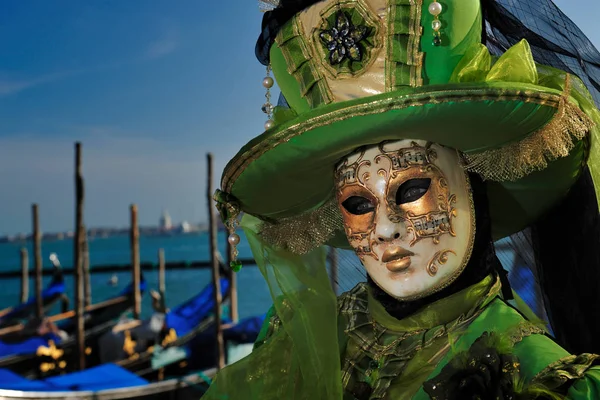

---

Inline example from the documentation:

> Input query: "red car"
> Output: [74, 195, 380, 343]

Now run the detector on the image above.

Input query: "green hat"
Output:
[217, 0, 600, 253]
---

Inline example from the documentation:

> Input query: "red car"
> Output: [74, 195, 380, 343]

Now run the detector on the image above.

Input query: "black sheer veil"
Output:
[256, 0, 600, 353]
[482, 0, 600, 354]
[482, 0, 600, 105]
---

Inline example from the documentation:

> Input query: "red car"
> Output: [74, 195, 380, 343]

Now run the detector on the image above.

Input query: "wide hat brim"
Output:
[221, 78, 591, 249]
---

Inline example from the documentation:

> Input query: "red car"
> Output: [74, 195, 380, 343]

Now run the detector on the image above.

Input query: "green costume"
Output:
[254, 275, 600, 399]
[205, 0, 600, 398]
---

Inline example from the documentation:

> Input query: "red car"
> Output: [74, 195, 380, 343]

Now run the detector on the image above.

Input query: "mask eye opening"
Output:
[396, 178, 431, 205]
[341, 196, 376, 215]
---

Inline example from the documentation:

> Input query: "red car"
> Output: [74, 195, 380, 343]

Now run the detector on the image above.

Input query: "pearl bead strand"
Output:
[262, 65, 275, 130]
[429, 1, 443, 46]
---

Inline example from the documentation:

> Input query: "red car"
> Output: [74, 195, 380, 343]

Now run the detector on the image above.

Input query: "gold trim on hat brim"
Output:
[223, 83, 564, 195]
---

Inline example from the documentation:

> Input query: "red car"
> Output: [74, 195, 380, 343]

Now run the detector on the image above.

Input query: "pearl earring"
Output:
[262, 65, 275, 130]
[429, 1, 443, 46]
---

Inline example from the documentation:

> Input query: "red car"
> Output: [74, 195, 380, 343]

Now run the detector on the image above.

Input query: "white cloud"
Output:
[0, 71, 75, 96]
[145, 37, 179, 59]
[0, 78, 39, 96]
[144, 28, 179, 60]
[0, 25, 181, 98]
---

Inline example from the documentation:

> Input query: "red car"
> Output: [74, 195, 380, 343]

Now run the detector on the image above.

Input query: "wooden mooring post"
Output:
[74, 142, 86, 371]
[207, 153, 225, 369]
[83, 225, 91, 307]
[20, 248, 29, 304]
[130, 204, 141, 320]
[32, 204, 43, 318]
[158, 248, 166, 312]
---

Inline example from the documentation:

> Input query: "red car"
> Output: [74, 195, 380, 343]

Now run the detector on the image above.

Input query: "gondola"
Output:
[0, 278, 147, 344]
[0, 267, 65, 330]
[117, 313, 264, 381]
[100, 272, 262, 380]
[0, 278, 147, 378]
[0, 278, 266, 400]
[0, 315, 264, 400]
[0, 364, 214, 400]
[106, 277, 231, 376]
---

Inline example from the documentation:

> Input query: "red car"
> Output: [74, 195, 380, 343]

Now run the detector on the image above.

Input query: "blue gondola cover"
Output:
[224, 315, 266, 343]
[0, 368, 51, 391]
[119, 277, 148, 297]
[0, 274, 65, 324]
[0, 364, 149, 392]
[165, 277, 230, 337]
[0, 334, 61, 358]
[44, 363, 149, 391]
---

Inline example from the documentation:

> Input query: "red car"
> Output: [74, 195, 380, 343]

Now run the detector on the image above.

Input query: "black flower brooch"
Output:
[423, 332, 568, 400]
[424, 332, 519, 400]
[319, 11, 368, 65]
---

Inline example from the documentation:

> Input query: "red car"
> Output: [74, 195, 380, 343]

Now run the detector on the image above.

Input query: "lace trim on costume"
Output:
[505, 321, 546, 345]
[531, 353, 600, 392]
[259, 198, 344, 254]
[464, 74, 595, 181]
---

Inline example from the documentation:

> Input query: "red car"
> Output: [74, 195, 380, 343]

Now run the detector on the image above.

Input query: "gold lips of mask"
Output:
[335, 139, 475, 300]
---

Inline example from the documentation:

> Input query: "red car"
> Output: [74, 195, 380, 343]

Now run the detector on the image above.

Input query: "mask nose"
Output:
[374, 211, 406, 243]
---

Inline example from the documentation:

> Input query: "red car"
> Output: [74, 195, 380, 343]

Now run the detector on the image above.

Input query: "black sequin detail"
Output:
[319, 11, 368, 65]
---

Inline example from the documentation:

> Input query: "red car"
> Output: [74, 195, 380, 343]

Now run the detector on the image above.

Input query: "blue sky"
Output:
[0, 0, 598, 236]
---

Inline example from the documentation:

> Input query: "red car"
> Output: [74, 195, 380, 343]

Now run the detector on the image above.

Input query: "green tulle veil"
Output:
[202, 214, 343, 400]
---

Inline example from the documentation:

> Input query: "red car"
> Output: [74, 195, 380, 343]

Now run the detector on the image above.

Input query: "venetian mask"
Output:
[335, 139, 475, 300]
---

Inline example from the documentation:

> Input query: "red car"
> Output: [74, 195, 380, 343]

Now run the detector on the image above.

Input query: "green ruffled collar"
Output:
[366, 274, 502, 333]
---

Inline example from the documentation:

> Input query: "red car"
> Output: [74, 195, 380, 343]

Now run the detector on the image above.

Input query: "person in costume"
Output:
[207, 0, 600, 398]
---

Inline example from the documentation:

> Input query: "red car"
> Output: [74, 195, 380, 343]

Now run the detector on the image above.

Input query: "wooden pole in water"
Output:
[74, 142, 86, 371]
[83, 225, 91, 307]
[329, 247, 338, 295]
[32, 204, 43, 319]
[20, 248, 29, 304]
[226, 232, 239, 323]
[207, 153, 225, 369]
[130, 204, 141, 320]
[158, 248, 166, 312]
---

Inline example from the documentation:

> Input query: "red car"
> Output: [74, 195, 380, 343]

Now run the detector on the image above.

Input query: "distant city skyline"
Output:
[0, 206, 208, 244]
[0, 0, 598, 236]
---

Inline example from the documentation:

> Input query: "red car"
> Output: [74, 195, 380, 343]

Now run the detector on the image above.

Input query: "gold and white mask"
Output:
[335, 139, 475, 300]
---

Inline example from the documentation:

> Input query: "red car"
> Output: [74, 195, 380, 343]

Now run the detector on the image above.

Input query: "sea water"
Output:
[0, 233, 548, 324]
[0, 232, 272, 320]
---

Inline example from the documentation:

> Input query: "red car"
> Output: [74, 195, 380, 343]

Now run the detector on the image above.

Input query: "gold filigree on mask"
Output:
[343, 225, 378, 261]
[382, 142, 457, 246]
[338, 184, 376, 234]
[338, 185, 379, 261]
[378, 140, 436, 170]
[356, 243, 379, 261]
[404, 191, 457, 245]
[427, 249, 456, 276]
[335, 147, 369, 188]
[336, 148, 380, 260]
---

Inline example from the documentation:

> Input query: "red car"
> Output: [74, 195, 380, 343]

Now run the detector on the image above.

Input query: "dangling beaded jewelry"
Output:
[226, 206, 242, 272]
[262, 65, 275, 130]
[429, 1, 443, 46]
